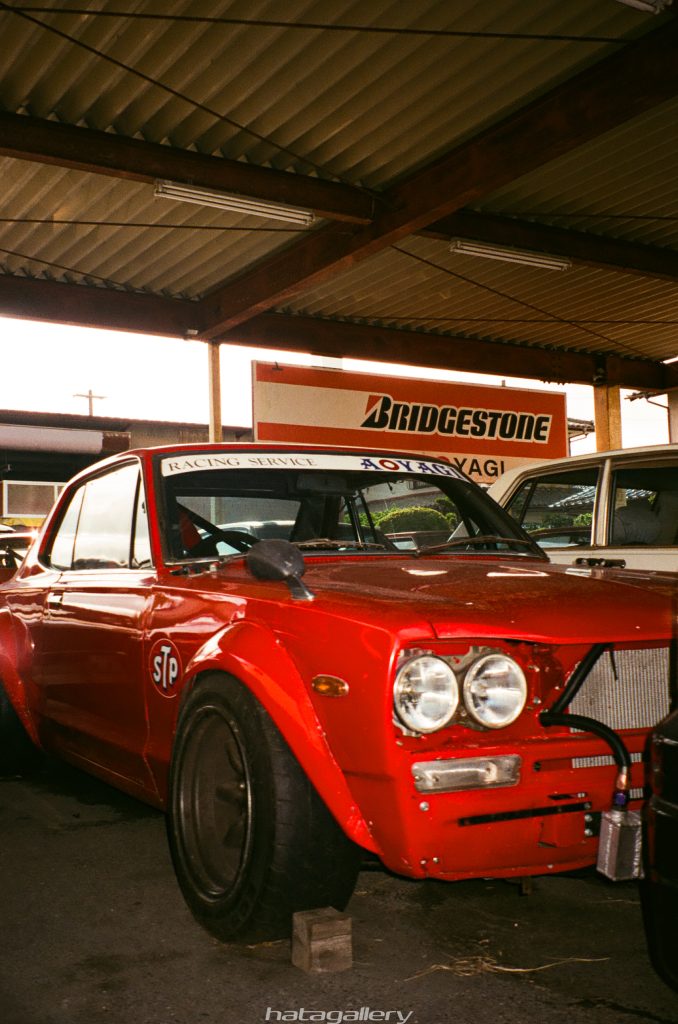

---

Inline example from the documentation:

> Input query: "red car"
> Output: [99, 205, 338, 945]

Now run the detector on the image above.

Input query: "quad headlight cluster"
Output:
[393, 650, 527, 734]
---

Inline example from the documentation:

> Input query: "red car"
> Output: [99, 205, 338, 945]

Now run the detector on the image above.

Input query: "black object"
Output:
[642, 707, 678, 994]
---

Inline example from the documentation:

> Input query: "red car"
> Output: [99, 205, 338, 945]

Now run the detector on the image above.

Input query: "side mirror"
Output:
[245, 540, 314, 601]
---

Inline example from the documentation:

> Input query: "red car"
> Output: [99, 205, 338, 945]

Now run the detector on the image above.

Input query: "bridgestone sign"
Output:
[361, 394, 551, 442]
[252, 363, 568, 485]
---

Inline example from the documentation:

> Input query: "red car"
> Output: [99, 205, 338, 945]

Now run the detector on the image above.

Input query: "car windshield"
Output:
[158, 451, 542, 561]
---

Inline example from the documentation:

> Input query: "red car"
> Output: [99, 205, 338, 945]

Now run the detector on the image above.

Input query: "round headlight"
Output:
[463, 654, 527, 729]
[394, 655, 459, 734]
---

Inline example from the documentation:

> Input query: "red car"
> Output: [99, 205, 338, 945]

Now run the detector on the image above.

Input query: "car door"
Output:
[602, 457, 678, 571]
[35, 461, 156, 790]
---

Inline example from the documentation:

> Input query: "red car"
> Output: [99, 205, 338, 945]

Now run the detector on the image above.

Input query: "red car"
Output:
[0, 444, 673, 942]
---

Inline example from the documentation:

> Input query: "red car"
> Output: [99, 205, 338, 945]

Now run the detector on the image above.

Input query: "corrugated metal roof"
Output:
[280, 236, 678, 363]
[0, 0, 677, 381]
[0, 157, 310, 296]
[0, 0, 642, 180]
[479, 97, 678, 249]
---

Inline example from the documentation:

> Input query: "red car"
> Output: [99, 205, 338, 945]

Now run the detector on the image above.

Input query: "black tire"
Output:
[0, 676, 40, 774]
[167, 673, 362, 943]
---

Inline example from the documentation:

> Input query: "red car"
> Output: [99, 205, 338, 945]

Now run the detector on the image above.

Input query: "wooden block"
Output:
[291, 907, 352, 973]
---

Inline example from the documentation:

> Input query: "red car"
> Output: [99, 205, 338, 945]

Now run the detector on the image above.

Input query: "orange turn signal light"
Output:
[312, 675, 349, 697]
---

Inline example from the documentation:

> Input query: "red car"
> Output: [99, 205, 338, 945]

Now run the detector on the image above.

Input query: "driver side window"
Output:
[48, 463, 148, 571]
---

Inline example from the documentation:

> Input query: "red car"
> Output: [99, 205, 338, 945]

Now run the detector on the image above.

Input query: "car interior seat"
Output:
[611, 499, 661, 546]
[653, 492, 678, 545]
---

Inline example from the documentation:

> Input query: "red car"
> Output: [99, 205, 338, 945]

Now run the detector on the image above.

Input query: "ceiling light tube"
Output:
[612, 0, 672, 13]
[449, 238, 571, 271]
[154, 180, 316, 226]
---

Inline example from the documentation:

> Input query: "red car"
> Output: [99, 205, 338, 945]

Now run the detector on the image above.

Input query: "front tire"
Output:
[167, 674, 361, 943]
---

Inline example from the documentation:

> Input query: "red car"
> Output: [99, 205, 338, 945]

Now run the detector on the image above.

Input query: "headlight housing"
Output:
[393, 655, 459, 734]
[463, 653, 527, 729]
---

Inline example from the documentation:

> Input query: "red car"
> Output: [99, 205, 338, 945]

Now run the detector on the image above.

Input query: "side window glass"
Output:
[610, 464, 678, 547]
[506, 469, 598, 548]
[132, 479, 153, 568]
[72, 464, 139, 570]
[48, 486, 85, 570]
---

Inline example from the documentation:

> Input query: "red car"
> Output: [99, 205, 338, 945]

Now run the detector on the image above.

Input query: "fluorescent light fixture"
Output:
[613, 0, 672, 12]
[154, 180, 315, 226]
[449, 238, 571, 271]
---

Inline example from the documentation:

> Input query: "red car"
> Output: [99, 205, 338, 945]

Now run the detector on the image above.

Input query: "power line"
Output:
[0, 243, 193, 294]
[6, 8, 628, 44]
[0, 217, 297, 232]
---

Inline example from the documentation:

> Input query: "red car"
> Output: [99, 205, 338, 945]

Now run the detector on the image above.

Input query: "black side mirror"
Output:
[245, 540, 314, 601]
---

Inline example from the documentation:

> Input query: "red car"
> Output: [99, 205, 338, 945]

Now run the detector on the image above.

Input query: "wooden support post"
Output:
[593, 384, 622, 452]
[208, 341, 222, 443]
[292, 908, 352, 973]
[668, 391, 678, 443]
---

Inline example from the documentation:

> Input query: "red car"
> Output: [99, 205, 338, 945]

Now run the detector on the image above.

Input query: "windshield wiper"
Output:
[293, 538, 389, 551]
[415, 535, 541, 556]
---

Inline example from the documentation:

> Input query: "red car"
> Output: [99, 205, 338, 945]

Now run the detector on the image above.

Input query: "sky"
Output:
[1, 315, 670, 455]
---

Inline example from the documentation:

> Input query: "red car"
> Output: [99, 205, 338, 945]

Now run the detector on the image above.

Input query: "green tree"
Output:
[377, 505, 450, 533]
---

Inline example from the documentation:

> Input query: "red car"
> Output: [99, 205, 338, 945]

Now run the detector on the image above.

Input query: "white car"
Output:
[487, 444, 678, 571]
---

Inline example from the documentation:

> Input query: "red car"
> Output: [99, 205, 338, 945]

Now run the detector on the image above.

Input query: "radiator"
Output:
[568, 647, 670, 733]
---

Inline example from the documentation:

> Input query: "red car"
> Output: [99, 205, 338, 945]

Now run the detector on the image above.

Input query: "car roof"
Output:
[487, 443, 677, 494]
[62, 441, 470, 489]
[126, 441, 452, 460]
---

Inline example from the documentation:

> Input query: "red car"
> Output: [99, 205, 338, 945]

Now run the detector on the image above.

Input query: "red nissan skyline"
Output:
[0, 444, 673, 942]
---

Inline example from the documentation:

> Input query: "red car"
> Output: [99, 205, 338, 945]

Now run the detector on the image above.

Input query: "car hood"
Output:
[293, 555, 674, 644]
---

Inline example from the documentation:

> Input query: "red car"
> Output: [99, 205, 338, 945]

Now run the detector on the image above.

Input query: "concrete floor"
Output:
[1, 761, 676, 1024]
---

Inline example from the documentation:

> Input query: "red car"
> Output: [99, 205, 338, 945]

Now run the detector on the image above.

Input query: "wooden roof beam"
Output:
[222, 313, 678, 392]
[422, 210, 678, 281]
[5, 276, 675, 393]
[0, 112, 374, 225]
[198, 16, 678, 338]
[0, 275, 201, 338]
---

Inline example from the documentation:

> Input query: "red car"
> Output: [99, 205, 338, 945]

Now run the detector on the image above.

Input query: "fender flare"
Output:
[0, 609, 40, 745]
[182, 618, 378, 854]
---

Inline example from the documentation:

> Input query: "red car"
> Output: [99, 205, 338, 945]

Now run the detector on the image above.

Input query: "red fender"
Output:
[0, 609, 41, 746]
[183, 618, 379, 854]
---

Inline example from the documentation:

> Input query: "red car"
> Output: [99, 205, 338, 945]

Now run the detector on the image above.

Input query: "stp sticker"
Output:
[150, 639, 181, 696]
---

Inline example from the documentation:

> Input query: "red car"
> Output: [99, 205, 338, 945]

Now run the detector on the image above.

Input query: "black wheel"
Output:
[0, 677, 41, 774]
[167, 674, 361, 943]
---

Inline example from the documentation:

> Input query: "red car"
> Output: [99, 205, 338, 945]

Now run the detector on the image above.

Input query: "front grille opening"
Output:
[569, 647, 669, 733]
[572, 752, 642, 770]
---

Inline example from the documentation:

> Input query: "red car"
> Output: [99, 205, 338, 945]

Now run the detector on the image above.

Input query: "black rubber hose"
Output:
[539, 709, 631, 772]
[549, 642, 608, 715]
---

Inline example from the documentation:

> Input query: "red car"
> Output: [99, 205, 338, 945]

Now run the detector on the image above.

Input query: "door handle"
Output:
[574, 557, 627, 568]
[46, 592, 63, 609]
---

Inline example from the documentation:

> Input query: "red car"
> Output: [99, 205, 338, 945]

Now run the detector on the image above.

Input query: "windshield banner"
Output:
[161, 452, 464, 478]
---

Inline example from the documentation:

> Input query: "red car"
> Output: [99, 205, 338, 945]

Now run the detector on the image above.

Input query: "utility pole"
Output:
[74, 389, 106, 416]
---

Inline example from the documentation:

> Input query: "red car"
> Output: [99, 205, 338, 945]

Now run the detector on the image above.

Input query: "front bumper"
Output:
[348, 730, 648, 880]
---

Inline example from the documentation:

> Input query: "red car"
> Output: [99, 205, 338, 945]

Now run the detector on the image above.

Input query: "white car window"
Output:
[609, 464, 678, 547]
[505, 468, 598, 548]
